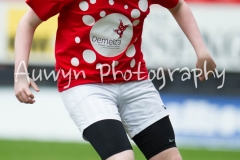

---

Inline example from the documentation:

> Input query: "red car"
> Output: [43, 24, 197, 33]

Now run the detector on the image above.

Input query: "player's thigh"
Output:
[119, 80, 181, 159]
[60, 84, 133, 160]
[60, 83, 121, 139]
[61, 84, 121, 132]
[83, 120, 134, 160]
[119, 79, 168, 139]
[132, 116, 180, 160]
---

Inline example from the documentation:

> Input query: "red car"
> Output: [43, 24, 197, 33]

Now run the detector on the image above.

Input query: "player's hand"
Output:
[14, 76, 40, 104]
[196, 51, 216, 82]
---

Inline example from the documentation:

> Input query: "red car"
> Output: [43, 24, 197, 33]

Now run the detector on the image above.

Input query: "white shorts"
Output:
[60, 79, 168, 140]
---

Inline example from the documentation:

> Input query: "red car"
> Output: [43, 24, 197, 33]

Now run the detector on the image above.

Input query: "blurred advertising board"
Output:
[0, 1, 239, 72]
[142, 3, 240, 72]
[163, 94, 240, 148]
[0, 88, 239, 149]
[0, 1, 57, 66]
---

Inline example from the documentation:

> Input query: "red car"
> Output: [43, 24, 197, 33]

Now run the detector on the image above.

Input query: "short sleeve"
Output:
[151, 0, 179, 9]
[26, 0, 65, 21]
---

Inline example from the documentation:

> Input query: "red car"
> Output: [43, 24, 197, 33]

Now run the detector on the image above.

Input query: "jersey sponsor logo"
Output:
[90, 13, 133, 58]
[113, 19, 129, 38]
[91, 36, 121, 46]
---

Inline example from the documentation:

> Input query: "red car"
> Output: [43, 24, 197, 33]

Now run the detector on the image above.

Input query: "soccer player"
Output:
[14, 0, 216, 160]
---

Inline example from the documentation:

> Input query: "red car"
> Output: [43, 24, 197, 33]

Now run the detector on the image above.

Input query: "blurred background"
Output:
[0, 0, 240, 159]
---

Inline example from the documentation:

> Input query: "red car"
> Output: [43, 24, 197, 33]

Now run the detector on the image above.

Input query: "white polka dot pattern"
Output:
[112, 61, 119, 67]
[138, 0, 148, 12]
[131, 9, 140, 19]
[71, 57, 80, 66]
[130, 59, 136, 68]
[100, 11, 106, 17]
[82, 15, 95, 26]
[109, 0, 114, 5]
[83, 50, 96, 63]
[79, 1, 89, 11]
[126, 44, 136, 57]
[90, 0, 96, 4]
[75, 37, 81, 43]
[133, 20, 140, 26]
[96, 63, 102, 69]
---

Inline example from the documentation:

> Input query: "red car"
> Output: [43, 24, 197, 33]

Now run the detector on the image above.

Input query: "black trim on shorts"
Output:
[83, 119, 132, 160]
[132, 116, 177, 159]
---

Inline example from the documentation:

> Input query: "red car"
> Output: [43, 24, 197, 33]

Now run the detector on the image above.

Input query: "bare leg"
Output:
[149, 147, 182, 160]
[107, 150, 134, 160]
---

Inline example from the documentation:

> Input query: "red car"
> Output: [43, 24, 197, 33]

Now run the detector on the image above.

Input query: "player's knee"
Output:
[111, 155, 134, 160]
[106, 150, 134, 160]
[170, 154, 182, 160]
[107, 155, 134, 160]
[149, 149, 182, 160]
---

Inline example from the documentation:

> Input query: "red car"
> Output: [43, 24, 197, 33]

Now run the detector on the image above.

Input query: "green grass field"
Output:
[0, 139, 239, 160]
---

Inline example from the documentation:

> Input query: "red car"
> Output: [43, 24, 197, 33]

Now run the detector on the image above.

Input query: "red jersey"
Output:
[26, 0, 178, 92]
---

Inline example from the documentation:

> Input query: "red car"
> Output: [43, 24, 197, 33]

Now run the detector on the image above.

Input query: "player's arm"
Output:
[168, 0, 216, 81]
[14, 9, 42, 104]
